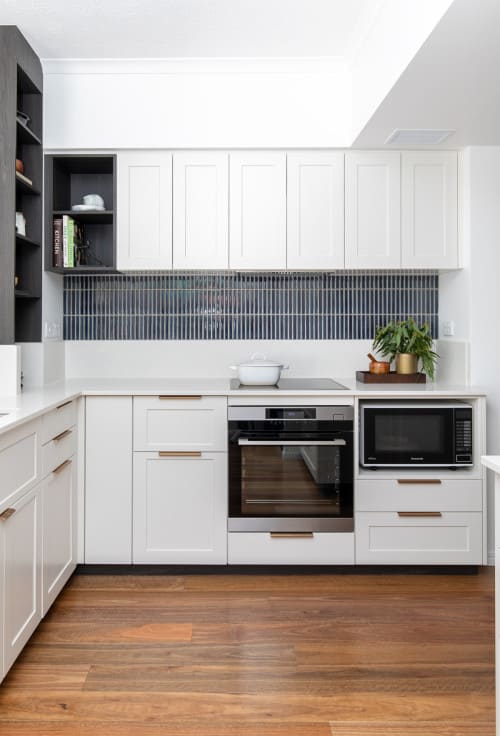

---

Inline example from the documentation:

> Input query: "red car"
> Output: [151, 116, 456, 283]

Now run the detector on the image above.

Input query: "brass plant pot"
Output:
[396, 353, 418, 374]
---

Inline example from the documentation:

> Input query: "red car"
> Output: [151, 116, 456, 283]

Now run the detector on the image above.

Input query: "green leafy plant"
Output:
[372, 317, 438, 379]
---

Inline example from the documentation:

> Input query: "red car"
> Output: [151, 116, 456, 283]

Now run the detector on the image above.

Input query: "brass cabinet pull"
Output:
[0, 508, 16, 520]
[270, 532, 314, 539]
[397, 479, 442, 485]
[53, 459, 72, 474]
[158, 451, 202, 458]
[397, 511, 442, 517]
[56, 400, 72, 410]
[52, 428, 72, 443]
[158, 395, 202, 400]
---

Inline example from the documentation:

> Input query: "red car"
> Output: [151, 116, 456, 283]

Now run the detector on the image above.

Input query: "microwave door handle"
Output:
[237, 439, 347, 446]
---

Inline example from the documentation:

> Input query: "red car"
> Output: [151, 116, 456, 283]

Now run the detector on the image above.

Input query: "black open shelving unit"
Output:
[44, 154, 117, 274]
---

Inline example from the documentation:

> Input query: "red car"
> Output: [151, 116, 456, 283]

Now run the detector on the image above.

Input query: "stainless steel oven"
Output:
[228, 405, 354, 532]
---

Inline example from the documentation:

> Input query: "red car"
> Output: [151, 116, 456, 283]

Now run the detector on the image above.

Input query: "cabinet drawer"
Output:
[41, 427, 75, 478]
[41, 400, 76, 445]
[0, 420, 40, 509]
[355, 511, 483, 564]
[355, 478, 482, 512]
[228, 532, 354, 565]
[133, 396, 227, 451]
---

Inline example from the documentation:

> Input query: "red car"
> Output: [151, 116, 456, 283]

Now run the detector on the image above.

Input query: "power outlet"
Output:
[44, 321, 62, 340]
[442, 320, 455, 337]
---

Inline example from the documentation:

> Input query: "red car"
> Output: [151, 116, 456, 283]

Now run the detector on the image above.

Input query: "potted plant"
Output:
[372, 317, 438, 379]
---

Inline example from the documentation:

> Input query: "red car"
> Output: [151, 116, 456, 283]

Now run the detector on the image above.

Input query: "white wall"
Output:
[441, 146, 500, 562]
[43, 59, 351, 149]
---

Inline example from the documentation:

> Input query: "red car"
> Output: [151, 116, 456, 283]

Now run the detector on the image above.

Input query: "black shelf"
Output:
[15, 289, 40, 299]
[45, 155, 116, 273]
[16, 118, 41, 145]
[53, 210, 114, 224]
[16, 233, 40, 248]
[16, 172, 40, 195]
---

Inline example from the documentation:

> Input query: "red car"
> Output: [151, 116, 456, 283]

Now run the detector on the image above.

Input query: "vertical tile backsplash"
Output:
[63, 271, 439, 340]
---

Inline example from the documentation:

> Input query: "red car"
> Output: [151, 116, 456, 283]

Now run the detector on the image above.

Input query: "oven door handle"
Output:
[237, 439, 347, 446]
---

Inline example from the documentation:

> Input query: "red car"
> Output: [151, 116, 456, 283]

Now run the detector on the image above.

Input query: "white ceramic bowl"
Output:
[230, 356, 288, 385]
[83, 193, 105, 208]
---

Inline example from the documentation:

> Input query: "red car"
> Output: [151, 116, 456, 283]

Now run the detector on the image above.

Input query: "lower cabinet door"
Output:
[1, 484, 42, 677]
[228, 532, 355, 565]
[42, 457, 77, 615]
[355, 511, 483, 564]
[133, 452, 227, 563]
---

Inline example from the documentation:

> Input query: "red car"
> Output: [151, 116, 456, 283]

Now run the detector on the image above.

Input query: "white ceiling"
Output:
[0, 0, 379, 59]
[353, 0, 500, 147]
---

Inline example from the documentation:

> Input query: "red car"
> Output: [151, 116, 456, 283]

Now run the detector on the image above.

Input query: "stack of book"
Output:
[53, 215, 83, 268]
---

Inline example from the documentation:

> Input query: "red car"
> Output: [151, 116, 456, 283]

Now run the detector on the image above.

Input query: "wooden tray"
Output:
[356, 371, 426, 384]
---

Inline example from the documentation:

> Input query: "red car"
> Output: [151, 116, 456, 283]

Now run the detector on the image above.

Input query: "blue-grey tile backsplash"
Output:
[63, 271, 439, 340]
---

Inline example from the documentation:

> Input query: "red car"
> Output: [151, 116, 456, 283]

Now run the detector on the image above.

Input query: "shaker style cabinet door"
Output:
[173, 152, 229, 269]
[133, 452, 227, 564]
[287, 151, 344, 269]
[229, 152, 286, 269]
[345, 152, 401, 269]
[42, 456, 77, 615]
[117, 151, 172, 270]
[401, 151, 458, 269]
[1, 484, 42, 678]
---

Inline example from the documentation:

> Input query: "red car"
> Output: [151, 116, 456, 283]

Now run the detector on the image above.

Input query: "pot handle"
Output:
[250, 352, 266, 361]
[229, 365, 238, 370]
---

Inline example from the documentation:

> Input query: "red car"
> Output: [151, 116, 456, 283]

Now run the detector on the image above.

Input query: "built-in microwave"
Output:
[360, 401, 473, 468]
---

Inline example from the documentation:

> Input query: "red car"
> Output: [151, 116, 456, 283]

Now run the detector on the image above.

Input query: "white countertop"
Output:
[0, 376, 487, 436]
[481, 456, 500, 474]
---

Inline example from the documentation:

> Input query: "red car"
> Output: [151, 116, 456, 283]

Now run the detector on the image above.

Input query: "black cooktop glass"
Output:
[229, 377, 348, 391]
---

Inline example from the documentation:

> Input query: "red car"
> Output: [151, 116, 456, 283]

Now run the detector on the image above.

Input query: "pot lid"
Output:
[238, 358, 284, 368]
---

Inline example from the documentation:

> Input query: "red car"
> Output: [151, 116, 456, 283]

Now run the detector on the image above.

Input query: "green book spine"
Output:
[67, 217, 75, 268]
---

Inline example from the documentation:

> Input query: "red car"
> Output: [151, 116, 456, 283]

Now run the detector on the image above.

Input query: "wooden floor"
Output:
[0, 569, 494, 735]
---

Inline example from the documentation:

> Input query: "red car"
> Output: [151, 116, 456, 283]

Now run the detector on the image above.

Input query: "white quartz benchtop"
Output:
[481, 456, 500, 474]
[0, 376, 487, 436]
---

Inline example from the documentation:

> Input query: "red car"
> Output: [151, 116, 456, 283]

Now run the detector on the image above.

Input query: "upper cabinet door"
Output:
[117, 151, 172, 270]
[173, 152, 228, 269]
[345, 152, 401, 269]
[229, 152, 286, 270]
[287, 152, 344, 269]
[401, 151, 458, 269]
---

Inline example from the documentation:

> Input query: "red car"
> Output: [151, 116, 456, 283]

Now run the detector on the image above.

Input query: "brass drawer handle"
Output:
[158, 395, 202, 400]
[397, 479, 442, 485]
[158, 451, 202, 458]
[0, 508, 16, 520]
[52, 428, 72, 443]
[53, 459, 72, 474]
[397, 511, 442, 517]
[56, 400, 72, 410]
[270, 532, 314, 539]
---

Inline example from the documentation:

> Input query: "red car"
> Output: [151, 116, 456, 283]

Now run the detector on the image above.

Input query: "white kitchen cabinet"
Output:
[173, 152, 228, 269]
[117, 151, 173, 270]
[85, 397, 133, 563]
[345, 151, 401, 269]
[229, 152, 286, 269]
[0, 419, 40, 510]
[133, 452, 227, 564]
[133, 396, 227, 452]
[355, 511, 482, 565]
[1, 484, 42, 678]
[287, 151, 344, 269]
[401, 151, 458, 269]
[42, 457, 77, 615]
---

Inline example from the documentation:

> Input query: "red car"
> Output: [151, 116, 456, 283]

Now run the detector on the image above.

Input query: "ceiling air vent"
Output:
[385, 129, 455, 145]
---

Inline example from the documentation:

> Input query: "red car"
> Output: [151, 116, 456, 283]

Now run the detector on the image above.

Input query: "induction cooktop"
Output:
[229, 377, 348, 391]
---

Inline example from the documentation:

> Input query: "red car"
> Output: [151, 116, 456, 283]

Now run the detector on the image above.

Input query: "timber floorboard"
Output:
[0, 569, 494, 735]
